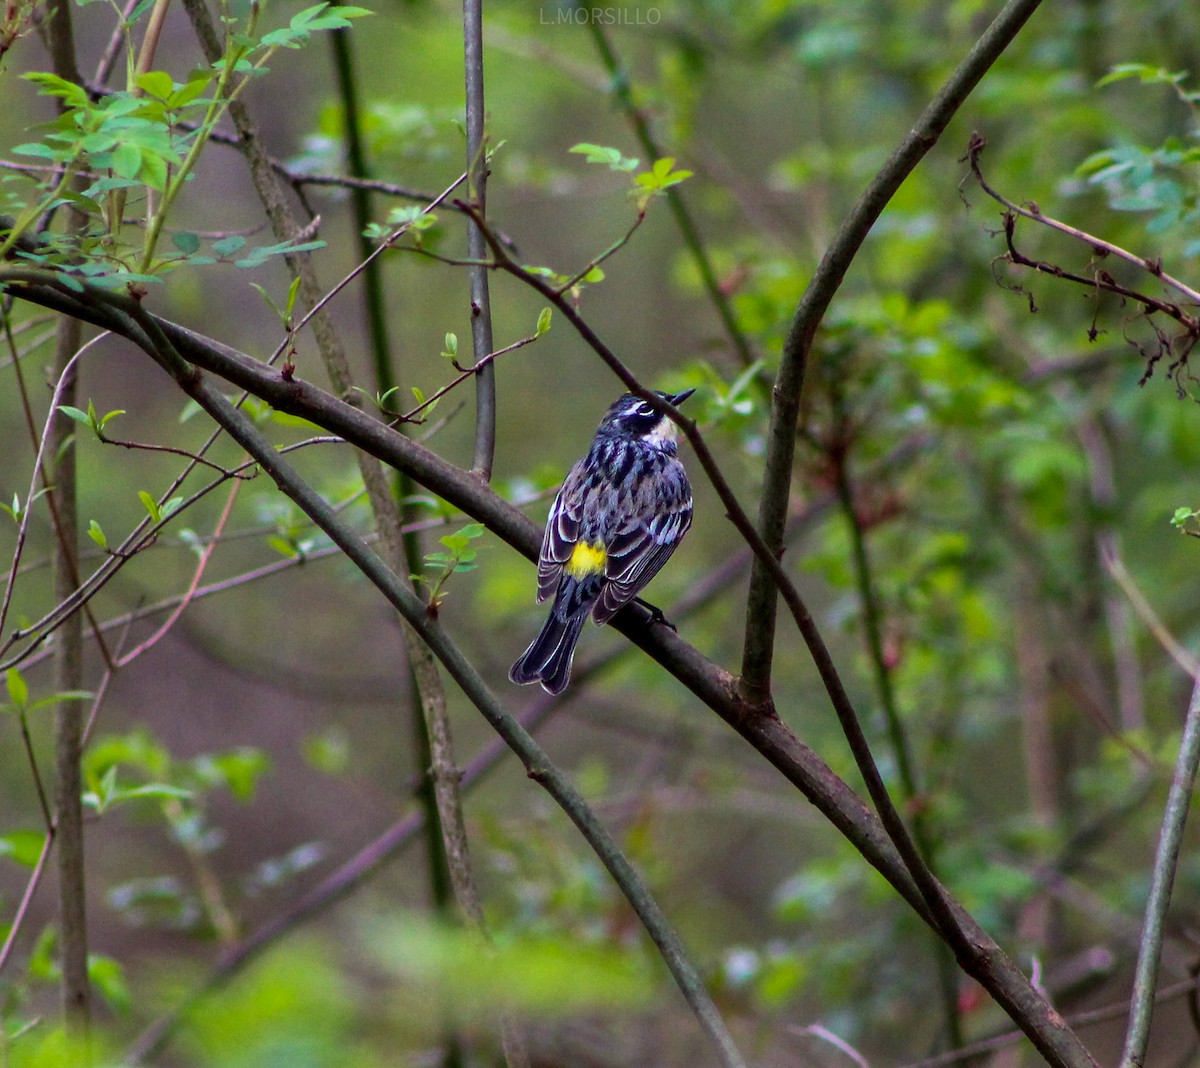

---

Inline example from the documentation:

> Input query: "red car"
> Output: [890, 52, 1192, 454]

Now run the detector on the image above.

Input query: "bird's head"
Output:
[598, 388, 695, 446]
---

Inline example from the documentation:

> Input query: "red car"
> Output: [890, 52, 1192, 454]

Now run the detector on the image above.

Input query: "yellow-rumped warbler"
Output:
[510, 388, 694, 695]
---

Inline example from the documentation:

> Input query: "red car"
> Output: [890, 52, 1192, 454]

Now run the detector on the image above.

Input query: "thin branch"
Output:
[2, 313, 117, 678]
[275, 170, 467, 362]
[967, 135, 1200, 308]
[1119, 672, 1200, 1067]
[114, 475, 242, 667]
[0, 833, 53, 975]
[1104, 550, 1200, 678]
[743, 0, 1048, 696]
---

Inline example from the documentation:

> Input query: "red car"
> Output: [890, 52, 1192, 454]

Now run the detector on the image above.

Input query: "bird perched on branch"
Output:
[510, 388, 695, 695]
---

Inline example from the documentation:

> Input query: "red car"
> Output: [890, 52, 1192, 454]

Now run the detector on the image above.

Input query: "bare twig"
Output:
[967, 134, 1200, 308]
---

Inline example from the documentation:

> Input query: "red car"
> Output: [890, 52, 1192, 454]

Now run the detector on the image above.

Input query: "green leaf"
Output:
[284, 275, 302, 322]
[212, 234, 247, 258]
[0, 830, 46, 867]
[168, 70, 215, 108]
[23, 71, 90, 108]
[57, 405, 92, 427]
[110, 142, 142, 179]
[172, 231, 202, 254]
[139, 151, 169, 191]
[134, 69, 174, 101]
[569, 142, 639, 172]
[12, 142, 61, 160]
[442, 332, 458, 358]
[302, 727, 349, 774]
[535, 307, 552, 337]
[1097, 63, 1186, 88]
[267, 535, 300, 559]
[234, 239, 325, 268]
[87, 519, 107, 549]
[138, 490, 161, 523]
[89, 954, 132, 1014]
[6, 667, 29, 709]
[192, 748, 271, 802]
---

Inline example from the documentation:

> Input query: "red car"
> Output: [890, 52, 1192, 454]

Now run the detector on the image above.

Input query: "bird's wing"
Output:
[535, 462, 585, 602]
[593, 485, 692, 624]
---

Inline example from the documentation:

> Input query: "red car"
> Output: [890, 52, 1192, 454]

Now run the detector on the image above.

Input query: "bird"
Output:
[510, 387, 695, 695]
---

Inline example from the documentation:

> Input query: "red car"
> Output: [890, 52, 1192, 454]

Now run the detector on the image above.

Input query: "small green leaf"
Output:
[284, 275, 302, 322]
[138, 490, 161, 523]
[171, 231, 201, 255]
[267, 535, 300, 559]
[569, 142, 639, 172]
[302, 727, 349, 775]
[6, 668, 29, 709]
[0, 830, 46, 867]
[134, 70, 174, 100]
[58, 405, 91, 427]
[110, 142, 142, 180]
[87, 519, 107, 549]
[535, 307, 552, 337]
[442, 332, 458, 359]
[212, 235, 247, 258]
[89, 954, 132, 1014]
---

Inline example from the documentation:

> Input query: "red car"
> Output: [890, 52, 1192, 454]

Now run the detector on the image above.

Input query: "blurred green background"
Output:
[4, 0, 1200, 1063]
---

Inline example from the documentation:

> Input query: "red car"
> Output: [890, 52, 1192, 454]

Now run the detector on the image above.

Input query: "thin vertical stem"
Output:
[42, 0, 90, 1037]
[51, 318, 90, 1037]
[464, 0, 496, 480]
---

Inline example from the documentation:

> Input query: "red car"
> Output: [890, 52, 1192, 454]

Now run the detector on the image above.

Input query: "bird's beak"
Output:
[669, 388, 696, 406]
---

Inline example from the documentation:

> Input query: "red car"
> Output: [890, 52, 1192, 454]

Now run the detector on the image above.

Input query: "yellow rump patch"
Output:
[565, 541, 607, 578]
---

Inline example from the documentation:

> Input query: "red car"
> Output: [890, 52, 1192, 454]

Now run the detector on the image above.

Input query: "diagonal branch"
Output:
[742, 0, 1049, 696]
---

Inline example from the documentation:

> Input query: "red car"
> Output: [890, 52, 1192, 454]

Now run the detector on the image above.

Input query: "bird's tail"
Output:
[510, 600, 591, 695]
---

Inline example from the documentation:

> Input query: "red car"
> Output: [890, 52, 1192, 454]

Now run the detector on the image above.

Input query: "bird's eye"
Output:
[632, 403, 656, 418]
